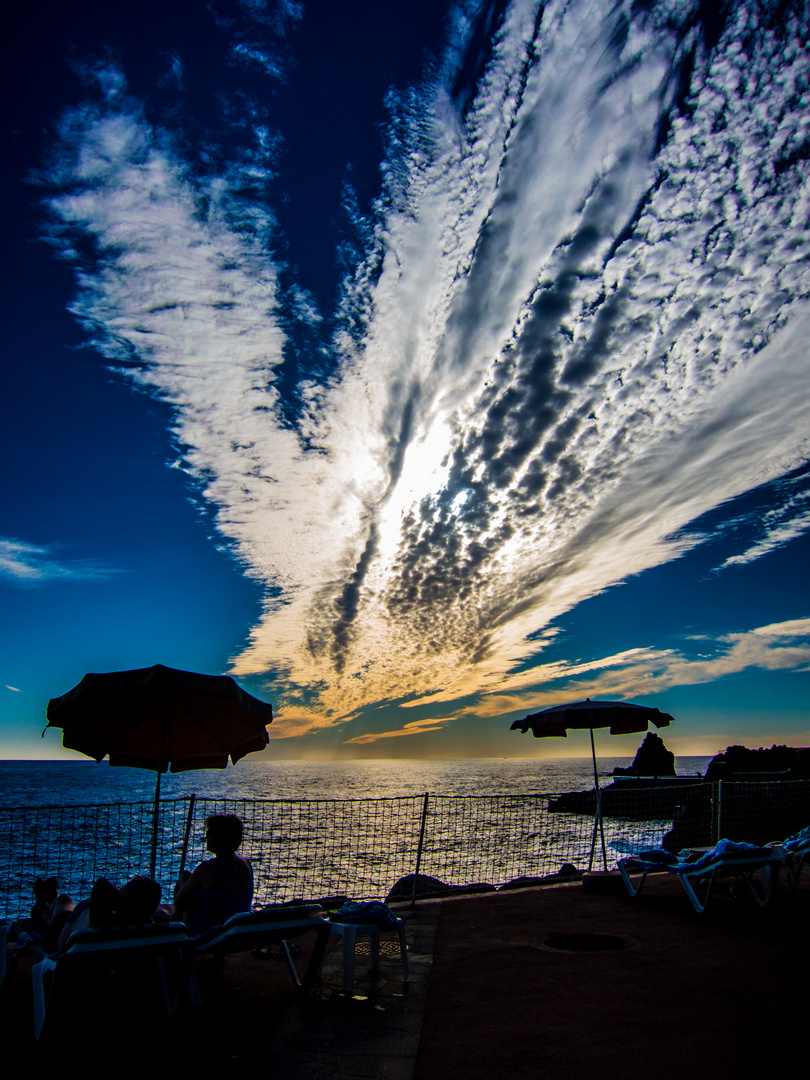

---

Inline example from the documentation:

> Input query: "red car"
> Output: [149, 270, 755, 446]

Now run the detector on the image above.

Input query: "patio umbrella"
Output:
[45, 663, 272, 877]
[510, 699, 675, 871]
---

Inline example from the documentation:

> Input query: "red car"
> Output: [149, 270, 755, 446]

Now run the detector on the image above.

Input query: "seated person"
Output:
[7, 877, 75, 957]
[31, 876, 60, 932]
[55, 875, 162, 952]
[173, 814, 253, 936]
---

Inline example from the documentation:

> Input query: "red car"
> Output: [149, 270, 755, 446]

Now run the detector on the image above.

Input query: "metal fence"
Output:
[2, 780, 808, 920]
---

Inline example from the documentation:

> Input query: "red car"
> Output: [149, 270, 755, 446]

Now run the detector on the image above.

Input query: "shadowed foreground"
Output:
[415, 875, 809, 1079]
[2, 872, 807, 1079]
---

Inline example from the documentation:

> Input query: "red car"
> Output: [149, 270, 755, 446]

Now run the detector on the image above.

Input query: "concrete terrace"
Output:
[3, 872, 808, 1079]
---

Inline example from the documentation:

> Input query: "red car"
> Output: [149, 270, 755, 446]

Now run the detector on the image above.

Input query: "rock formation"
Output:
[612, 732, 676, 777]
[703, 744, 810, 781]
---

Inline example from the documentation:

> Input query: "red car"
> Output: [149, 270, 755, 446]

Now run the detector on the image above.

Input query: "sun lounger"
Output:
[617, 839, 785, 914]
[32, 921, 196, 1039]
[193, 904, 331, 995]
[778, 825, 810, 893]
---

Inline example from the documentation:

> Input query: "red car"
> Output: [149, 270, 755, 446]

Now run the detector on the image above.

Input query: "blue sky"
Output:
[3, 0, 810, 762]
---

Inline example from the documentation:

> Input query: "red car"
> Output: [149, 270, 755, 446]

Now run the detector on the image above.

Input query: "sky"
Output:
[3, 0, 810, 763]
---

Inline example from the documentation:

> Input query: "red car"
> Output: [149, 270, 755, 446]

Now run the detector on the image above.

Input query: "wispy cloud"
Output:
[344, 616, 810, 744]
[345, 716, 455, 746]
[0, 539, 122, 585]
[42, 0, 810, 733]
[716, 484, 810, 569]
[475, 616, 810, 721]
[209, 0, 303, 81]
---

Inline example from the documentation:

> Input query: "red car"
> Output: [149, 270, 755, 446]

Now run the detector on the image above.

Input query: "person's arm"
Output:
[173, 861, 212, 910]
[56, 902, 90, 951]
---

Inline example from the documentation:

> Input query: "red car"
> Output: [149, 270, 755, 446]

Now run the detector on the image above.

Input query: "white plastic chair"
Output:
[328, 917, 409, 994]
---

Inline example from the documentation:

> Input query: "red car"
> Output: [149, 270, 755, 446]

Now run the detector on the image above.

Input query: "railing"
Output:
[2, 781, 808, 920]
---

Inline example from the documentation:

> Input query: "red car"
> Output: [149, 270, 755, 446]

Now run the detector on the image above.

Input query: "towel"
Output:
[675, 838, 774, 874]
[783, 825, 810, 852]
[622, 838, 776, 876]
[335, 900, 399, 928]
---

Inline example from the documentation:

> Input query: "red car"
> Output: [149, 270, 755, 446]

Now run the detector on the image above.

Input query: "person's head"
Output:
[120, 876, 162, 922]
[205, 813, 244, 855]
[34, 876, 59, 906]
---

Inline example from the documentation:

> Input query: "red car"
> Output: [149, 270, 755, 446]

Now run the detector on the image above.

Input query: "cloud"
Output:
[345, 716, 454, 745]
[231, 43, 285, 79]
[0, 539, 122, 586]
[42, 0, 810, 733]
[716, 482, 810, 569]
[341, 616, 810, 744]
[477, 617, 810, 722]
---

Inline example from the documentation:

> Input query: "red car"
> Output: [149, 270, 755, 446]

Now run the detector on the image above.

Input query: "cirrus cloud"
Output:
[41, 0, 810, 738]
[0, 538, 123, 586]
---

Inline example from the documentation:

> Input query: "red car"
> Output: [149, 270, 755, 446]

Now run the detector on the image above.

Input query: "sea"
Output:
[0, 757, 713, 918]
[0, 755, 712, 806]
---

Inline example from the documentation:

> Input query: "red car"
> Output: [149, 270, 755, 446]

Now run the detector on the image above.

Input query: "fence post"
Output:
[411, 793, 430, 907]
[179, 793, 196, 875]
[715, 781, 722, 844]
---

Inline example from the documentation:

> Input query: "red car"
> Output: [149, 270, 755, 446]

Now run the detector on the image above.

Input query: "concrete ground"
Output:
[415, 874, 810, 1080]
[3, 870, 808, 1079]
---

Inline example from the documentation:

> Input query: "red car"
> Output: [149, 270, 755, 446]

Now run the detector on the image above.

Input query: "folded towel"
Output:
[335, 901, 399, 928]
[675, 838, 775, 874]
[622, 839, 779, 877]
[783, 825, 810, 852]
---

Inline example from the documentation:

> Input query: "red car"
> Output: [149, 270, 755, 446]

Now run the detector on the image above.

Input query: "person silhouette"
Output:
[173, 814, 253, 935]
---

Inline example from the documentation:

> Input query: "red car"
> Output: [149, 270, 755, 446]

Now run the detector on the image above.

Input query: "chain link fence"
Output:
[2, 781, 808, 919]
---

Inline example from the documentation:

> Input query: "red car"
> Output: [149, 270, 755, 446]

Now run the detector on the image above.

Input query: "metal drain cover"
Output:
[531, 932, 640, 954]
[354, 940, 403, 956]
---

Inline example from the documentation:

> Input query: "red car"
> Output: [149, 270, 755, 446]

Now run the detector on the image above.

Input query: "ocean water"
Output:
[0, 757, 713, 917]
[0, 755, 712, 806]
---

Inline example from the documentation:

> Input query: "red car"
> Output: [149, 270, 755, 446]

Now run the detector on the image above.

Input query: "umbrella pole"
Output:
[150, 711, 167, 881]
[150, 768, 161, 880]
[588, 729, 608, 872]
[179, 793, 196, 875]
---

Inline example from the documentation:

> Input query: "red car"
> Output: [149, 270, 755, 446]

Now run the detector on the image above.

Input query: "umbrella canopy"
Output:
[45, 663, 271, 772]
[511, 699, 675, 871]
[45, 664, 272, 878]
[510, 699, 674, 740]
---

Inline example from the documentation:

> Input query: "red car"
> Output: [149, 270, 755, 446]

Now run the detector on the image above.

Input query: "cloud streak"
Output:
[716, 479, 810, 569]
[476, 616, 810, 722]
[42, 0, 810, 735]
[0, 539, 122, 586]
[345, 716, 455, 746]
[340, 616, 810, 744]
